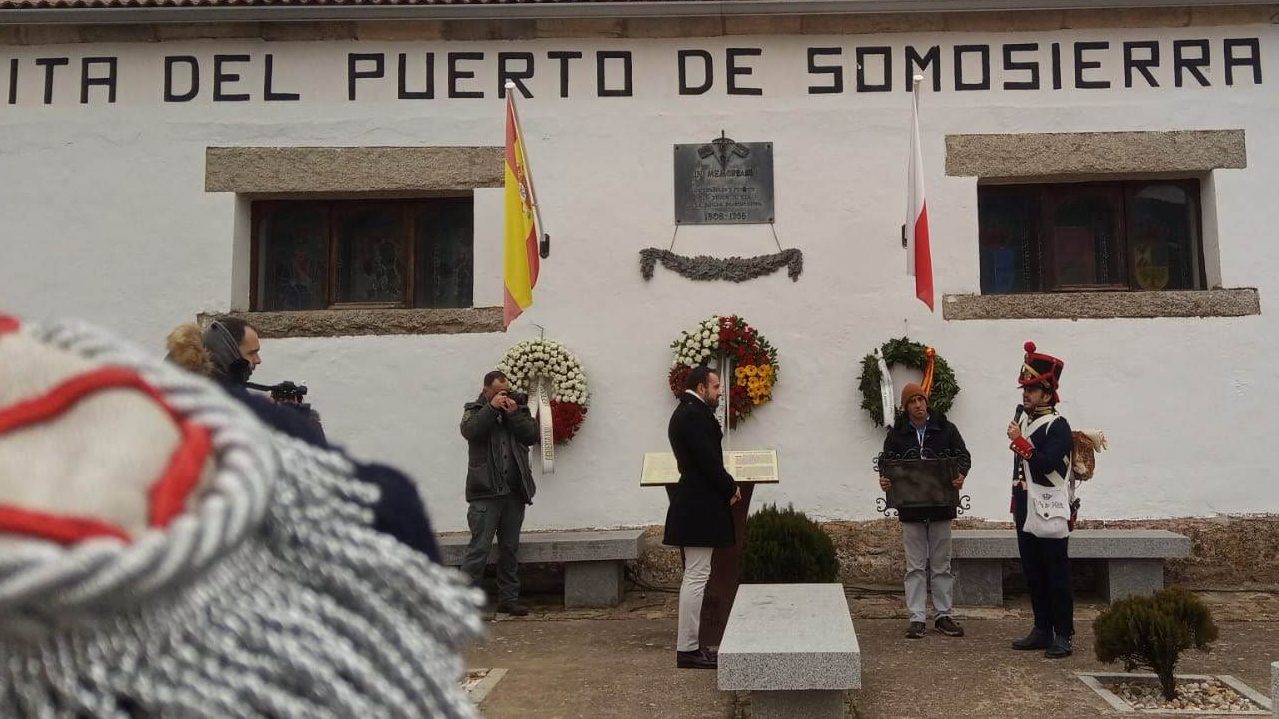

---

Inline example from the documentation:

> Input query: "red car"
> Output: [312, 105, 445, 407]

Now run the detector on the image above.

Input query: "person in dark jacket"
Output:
[663, 366, 741, 670]
[1008, 341, 1075, 659]
[165, 321, 440, 559]
[459, 370, 539, 616]
[879, 382, 971, 640]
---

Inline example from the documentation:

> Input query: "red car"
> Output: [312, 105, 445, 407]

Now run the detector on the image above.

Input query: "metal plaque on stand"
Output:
[873, 449, 971, 517]
[674, 133, 774, 225]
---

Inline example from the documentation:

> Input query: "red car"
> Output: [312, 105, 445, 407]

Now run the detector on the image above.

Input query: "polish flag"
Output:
[906, 75, 934, 311]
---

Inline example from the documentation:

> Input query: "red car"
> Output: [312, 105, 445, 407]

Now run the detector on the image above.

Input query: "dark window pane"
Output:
[414, 198, 474, 309]
[1044, 186, 1124, 289]
[335, 206, 406, 305]
[256, 204, 328, 311]
[978, 186, 1039, 294]
[1127, 182, 1201, 290]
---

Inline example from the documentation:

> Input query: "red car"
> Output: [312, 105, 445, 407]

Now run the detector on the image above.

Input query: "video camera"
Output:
[246, 380, 309, 406]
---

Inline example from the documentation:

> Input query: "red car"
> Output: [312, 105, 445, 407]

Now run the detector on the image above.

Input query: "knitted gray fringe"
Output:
[2, 435, 485, 719]
[0, 321, 485, 719]
[639, 248, 803, 283]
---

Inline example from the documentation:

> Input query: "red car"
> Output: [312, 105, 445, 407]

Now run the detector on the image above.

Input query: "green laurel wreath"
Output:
[857, 337, 960, 428]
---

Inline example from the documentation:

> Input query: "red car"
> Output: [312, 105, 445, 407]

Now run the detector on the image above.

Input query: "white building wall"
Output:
[1, 25, 1275, 530]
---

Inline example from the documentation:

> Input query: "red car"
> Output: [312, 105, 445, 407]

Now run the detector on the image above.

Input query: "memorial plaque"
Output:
[878, 457, 959, 510]
[674, 134, 774, 225]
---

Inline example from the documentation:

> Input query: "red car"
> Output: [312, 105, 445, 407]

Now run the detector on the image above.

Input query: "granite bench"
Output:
[438, 529, 644, 608]
[718, 583, 861, 719]
[952, 529, 1191, 606]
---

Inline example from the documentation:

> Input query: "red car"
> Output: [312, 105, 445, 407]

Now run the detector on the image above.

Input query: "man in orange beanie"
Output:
[878, 382, 971, 639]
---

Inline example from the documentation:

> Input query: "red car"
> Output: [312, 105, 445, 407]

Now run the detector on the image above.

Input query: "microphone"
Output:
[1013, 404, 1025, 423]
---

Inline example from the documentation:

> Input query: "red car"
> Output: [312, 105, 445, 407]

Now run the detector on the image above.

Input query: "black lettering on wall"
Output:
[1002, 43, 1039, 90]
[263, 54, 299, 101]
[807, 47, 843, 94]
[448, 52, 485, 98]
[348, 53, 384, 101]
[726, 48, 763, 96]
[678, 49, 713, 95]
[855, 46, 892, 92]
[398, 53, 435, 100]
[7, 59, 16, 105]
[35, 57, 68, 105]
[548, 50, 582, 98]
[164, 56, 199, 102]
[1174, 39, 1211, 87]
[596, 51, 632, 97]
[1074, 41, 1111, 89]
[80, 57, 117, 104]
[954, 45, 990, 91]
[213, 54, 250, 102]
[1224, 38, 1262, 86]
[905, 46, 941, 92]
[498, 52, 534, 98]
[1051, 43, 1063, 90]
[1123, 41, 1160, 88]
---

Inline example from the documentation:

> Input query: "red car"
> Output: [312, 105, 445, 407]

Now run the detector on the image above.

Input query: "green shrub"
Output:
[740, 504, 839, 583]
[1093, 587, 1218, 699]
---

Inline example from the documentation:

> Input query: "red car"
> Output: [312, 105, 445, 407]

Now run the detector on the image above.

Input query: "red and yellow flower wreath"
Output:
[667, 315, 780, 427]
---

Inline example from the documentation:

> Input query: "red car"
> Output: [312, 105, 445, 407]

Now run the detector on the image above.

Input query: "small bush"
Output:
[740, 504, 839, 583]
[1093, 587, 1218, 699]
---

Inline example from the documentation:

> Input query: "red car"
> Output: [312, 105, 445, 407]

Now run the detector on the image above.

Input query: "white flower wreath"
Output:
[496, 338, 591, 445]
[496, 339, 590, 406]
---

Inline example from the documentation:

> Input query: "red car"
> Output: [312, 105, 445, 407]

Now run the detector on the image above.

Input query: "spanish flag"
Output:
[503, 91, 542, 328]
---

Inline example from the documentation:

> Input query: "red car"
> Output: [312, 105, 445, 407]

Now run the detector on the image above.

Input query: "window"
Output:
[978, 180, 1204, 294]
[252, 197, 473, 311]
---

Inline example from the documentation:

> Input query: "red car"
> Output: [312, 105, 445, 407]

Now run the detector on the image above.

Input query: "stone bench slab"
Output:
[951, 529, 1190, 606]
[718, 583, 861, 692]
[437, 529, 643, 609]
[437, 529, 644, 565]
[952, 529, 1190, 559]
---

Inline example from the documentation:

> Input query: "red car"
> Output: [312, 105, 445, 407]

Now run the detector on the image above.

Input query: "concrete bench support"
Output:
[951, 529, 1191, 607]
[718, 583, 860, 719]
[438, 529, 643, 609]
[564, 560, 624, 608]
[952, 559, 1003, 606]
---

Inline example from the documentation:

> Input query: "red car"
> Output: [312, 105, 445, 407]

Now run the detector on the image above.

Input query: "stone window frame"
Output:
[942, 130, 1260, 321]
[206, 145, 506, 337]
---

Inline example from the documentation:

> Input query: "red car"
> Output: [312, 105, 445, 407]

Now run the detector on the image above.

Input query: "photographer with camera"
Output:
[459, 370, 539, 616]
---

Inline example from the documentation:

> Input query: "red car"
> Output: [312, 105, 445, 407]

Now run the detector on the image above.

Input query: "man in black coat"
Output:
[663, 365, 740, 670]
[879, 382, 971, 640]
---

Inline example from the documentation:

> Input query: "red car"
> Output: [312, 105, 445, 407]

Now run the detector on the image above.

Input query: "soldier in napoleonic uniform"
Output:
[1007, 341, 1076, 659]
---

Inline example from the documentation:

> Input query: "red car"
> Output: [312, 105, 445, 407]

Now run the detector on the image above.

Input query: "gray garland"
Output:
[639, 248, 803, 283]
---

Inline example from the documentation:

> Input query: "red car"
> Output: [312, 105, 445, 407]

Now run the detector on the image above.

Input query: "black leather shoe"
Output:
[1044, 635, 1073, 659]
[1011, 629, 1052, 650]
[905, 621, 926, 639]
[676, 649, 717, 669]
[935, 616, 965, 637]
[495, 602, 530, 617]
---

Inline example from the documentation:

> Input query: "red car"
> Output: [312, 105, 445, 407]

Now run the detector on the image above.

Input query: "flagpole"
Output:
[907, 74, 921, 276]
[505, 81, 548, 249]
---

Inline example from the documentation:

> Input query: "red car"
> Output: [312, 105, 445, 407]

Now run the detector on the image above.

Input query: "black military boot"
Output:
[1010, 628, 1052, 650]
[1044, 635, 1073, 659]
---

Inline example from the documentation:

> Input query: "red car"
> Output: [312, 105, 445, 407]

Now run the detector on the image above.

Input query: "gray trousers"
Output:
[460, 494, 526, 604]
[902, 519, 954, 623]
